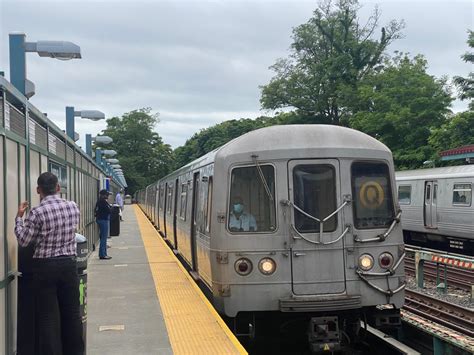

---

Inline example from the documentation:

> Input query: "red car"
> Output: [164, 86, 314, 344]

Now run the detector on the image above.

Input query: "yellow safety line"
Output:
[134, 205, 248, 355]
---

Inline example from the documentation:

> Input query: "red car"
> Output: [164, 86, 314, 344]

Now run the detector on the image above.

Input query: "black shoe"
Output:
[100, 256, 112, 260]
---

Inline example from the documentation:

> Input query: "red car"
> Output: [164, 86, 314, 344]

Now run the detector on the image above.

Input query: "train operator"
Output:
[229, 196, 257, 232]
[15, 172, 84, 355]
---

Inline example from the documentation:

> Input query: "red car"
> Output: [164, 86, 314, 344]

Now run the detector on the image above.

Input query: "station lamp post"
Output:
[9, 32, 81, 97]
[66, 107, 105, 141]
[85, 134, 113, 157]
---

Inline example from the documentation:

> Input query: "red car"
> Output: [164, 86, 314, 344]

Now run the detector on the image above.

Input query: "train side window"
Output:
[398, 185, 412, 205]
[228, 165, 276, 233]
[167, 186, 173, 214]
[452, 183, 472, 206]
[180, 183, 188, 220]
[205, 177, 213, 233]
[351, 162, 395, 229]
[293, 165, 337, 233]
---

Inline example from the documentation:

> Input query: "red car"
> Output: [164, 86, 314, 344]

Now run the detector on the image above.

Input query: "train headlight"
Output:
[258, 258, 276, 275]
[358, 254, 374, 271]
[235, 258, 253, 276]
[379, 252, 394, 269]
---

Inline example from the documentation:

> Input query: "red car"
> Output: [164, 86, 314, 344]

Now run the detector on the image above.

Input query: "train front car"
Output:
[210, 125, 405, 351]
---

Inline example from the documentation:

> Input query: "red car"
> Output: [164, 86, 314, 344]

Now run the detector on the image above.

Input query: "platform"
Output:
[87, 205, 246, 355]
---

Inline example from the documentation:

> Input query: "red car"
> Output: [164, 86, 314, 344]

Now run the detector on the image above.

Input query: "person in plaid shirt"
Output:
[15, 172, 84, 355]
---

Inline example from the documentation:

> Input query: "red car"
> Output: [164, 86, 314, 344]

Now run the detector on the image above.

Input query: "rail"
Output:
[406, 246, 474, 299]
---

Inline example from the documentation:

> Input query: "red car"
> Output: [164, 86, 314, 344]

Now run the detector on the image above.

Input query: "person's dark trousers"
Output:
[97, 218, 109, 257]
[33, 256, 84, 355]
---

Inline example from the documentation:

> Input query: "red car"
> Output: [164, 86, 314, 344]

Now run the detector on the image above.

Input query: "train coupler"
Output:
[307, 316, 341, 353]
[370, 307, 401, 328]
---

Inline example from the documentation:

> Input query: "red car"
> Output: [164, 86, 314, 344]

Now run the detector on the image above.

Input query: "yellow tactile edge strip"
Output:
[134, 205, 248, 355]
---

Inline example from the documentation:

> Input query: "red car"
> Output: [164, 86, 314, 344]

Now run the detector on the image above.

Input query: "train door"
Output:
[288, 159, 346, 295]
[173, 178, 179, 249]
[190, 172, 200, 273]
[163, 182, 168, 237]
[155, 185, 160, 230]
[424, 181, 438, 228]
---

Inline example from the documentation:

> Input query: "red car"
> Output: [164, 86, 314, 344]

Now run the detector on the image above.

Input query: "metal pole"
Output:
[9, 33, 27, 95]
[66, 106, 75, 140]
[85, 134, 92, 157]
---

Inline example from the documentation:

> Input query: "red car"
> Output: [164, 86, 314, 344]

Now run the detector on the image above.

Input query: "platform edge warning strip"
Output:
[134, 205, 248, 355]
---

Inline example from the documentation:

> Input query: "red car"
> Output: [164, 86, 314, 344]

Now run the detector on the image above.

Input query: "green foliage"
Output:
[98, 108, 173, 194]
[453, 30, 474, 109]
[260, 0, 404, 125]
[350, 54, 453, 169]
[429, 111, 474, 153]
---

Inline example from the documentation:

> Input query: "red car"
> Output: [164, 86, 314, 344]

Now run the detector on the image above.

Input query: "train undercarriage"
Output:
[226, 307, 401, 354]
[404, 230, 474, 256]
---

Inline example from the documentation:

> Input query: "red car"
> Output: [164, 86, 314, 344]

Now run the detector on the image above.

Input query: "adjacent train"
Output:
[396, 165, 474, 255]
[137, 124, 405, 351]
[0, 76, 124, 354]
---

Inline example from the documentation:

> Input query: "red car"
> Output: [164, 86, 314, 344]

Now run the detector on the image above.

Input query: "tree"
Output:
[429, 111, 474, 153]
[350, 54, 453, 169]
[98, 108, 173, 194]
[260, 0, 404, 125]
[453, 30, 474, 110]
[173, 118, 270, 168]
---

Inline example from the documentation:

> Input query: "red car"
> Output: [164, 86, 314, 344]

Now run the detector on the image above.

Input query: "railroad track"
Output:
[404, 257, 474, 291]
[404, 289, 474, 338]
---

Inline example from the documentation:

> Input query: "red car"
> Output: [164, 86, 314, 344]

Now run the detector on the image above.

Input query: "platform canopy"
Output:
[439, 144, 474, 162]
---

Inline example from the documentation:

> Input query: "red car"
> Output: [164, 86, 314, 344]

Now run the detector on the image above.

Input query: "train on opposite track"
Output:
[396, 165, 474, 255]
[137, 124, 406, 352]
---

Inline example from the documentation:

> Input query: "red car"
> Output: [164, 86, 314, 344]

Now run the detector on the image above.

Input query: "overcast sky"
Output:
[1, 0, 472, 150]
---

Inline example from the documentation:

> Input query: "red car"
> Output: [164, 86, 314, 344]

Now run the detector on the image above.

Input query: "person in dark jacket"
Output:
[95, 189, 112, 260]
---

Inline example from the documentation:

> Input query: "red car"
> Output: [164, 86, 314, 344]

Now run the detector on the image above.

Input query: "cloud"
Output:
[1, 0, 472, 151]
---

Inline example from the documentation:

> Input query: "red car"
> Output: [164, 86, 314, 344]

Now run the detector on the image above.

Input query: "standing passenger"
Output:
[95, 189, 112, 260]
[15, 172, 84, 355]
[115, 189, 124, 221]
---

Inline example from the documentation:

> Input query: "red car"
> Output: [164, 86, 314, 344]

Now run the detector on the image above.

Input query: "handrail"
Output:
[354, 210, 402, 243]
[281, 195, 351, 244]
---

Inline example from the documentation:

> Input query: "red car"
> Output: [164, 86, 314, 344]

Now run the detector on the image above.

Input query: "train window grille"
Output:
[351, 162, 395, 229]
[293, 165, 337, 233]
[180, 184, 188, 220]
[228, 165, 276, 233]
[398, 185, 412, 205]
[452, 183, 472, 206]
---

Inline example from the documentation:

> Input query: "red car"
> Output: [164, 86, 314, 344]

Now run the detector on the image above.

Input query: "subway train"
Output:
[0, 76, 124, 354]
[137, 124, 405, 351]
[396, 165, 474, 255]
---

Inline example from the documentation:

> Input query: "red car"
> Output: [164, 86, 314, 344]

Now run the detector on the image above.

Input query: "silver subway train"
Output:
[137, 125, 405, 351]
[396, 165, 474, 255]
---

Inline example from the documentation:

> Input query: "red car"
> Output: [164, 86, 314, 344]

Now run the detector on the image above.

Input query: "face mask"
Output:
[233, 203, 243, 214]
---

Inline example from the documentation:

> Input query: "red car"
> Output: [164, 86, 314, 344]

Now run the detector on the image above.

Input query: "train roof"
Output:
[396, 165, 474, 181]
[216, 124, 390, 158]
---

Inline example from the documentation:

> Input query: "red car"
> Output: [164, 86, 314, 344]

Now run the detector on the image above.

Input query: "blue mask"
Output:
[233, 204, 243, 213]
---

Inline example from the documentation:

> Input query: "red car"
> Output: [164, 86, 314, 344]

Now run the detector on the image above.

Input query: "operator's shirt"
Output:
[14, 194, 80, 258]
[229, 212, 257, 232]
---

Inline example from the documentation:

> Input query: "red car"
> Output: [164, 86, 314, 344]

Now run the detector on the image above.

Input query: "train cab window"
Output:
[205, 177, 213, 233]
[228, 165, 276, 233]
[351, 162, 395, 229]
[180, 183, 188, 220]
[453, 184, 472, 206]
[398, 185, 412, 205]
[293, 165, 337, 232]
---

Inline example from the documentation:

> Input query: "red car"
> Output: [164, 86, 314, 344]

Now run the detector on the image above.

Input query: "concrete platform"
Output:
[87, 206, 173, 355]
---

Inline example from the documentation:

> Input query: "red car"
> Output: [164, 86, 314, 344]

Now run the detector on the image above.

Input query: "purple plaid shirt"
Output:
[15, 194, 80, 258]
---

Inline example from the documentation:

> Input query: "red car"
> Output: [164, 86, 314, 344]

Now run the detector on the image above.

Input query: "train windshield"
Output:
[229, 165, 276, 233]
[293, 165, 337, 233]
[351, 162, 395, 229]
